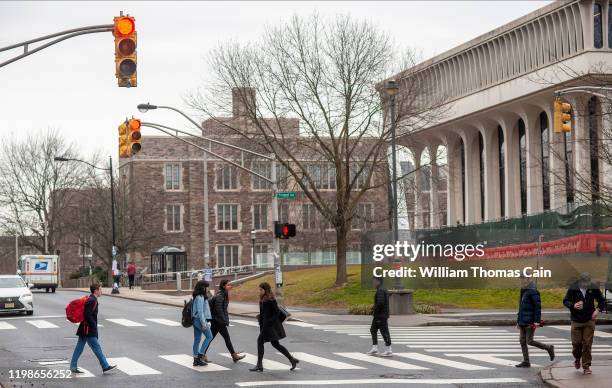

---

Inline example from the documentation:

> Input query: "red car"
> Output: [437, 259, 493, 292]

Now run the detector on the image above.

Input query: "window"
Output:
[253, 204, 268, 230]
[217, 245, 239, 268]
[78, 236, 93, 257]
[498, 126, 505, 218]
[166, 205, 182, 232]
[540, 112, 550, 211]
[254, 244, 270, 266]
[165, 163, 181, 190]
[594, 3, 603, 49]
[302, 204, 318, 230]
[351, 164, 370, 189]
[216, 164, 238, 190]
[306, 163, 336, 189]
[278, 203, 289, 224]
[518, 119, 527, 215]
[352, 203, 373, 230]
[276, 164, 289, 190]
[217, 204, 239, 230]
[252, 162, 271, 190]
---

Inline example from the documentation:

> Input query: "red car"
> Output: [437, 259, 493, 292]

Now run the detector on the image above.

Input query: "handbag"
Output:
[277, 303, 290, 322]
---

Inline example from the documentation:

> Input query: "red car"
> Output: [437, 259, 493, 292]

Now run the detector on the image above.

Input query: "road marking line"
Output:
[159, 354, 230, 371]
[26, 320, 59, 329]
[107, 357, 161, 375]
[286, 321, 318, 328]
[146, 318, 182, 327]
[106, 318, 146, 327]
[0, 315, 64, 321]
[220, 353, 289, 370]
[450, 354, 540, 367]
[335, 352, 428, 370]
[407, 344, 610, 348]
[399, 341, 571, 344]
[288, 352, 365, 370]
[549, 325, 612, 338]
[0, 322, 16, 330]
[71, 367, 95, 378]
[235, 378, 527, 386]
[394, 352, 493, 370]
[231, 319, 259, 327]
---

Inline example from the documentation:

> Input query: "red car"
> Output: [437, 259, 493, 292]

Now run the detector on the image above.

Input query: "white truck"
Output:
[17, 255, 60, 293]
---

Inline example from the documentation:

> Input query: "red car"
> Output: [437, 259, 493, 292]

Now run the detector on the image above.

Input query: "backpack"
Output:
[65, 296, 88, 323]
[182, 299, 194, 328]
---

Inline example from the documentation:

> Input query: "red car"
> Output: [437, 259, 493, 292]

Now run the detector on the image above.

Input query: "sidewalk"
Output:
[541, 359, 612, 388]
[61, 287, 612, 327]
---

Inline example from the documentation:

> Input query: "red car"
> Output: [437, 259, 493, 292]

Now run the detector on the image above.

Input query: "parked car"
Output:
[0, 275, 34, 315]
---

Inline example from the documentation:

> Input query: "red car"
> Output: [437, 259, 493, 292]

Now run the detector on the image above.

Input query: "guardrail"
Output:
[141, 264, 259, 290]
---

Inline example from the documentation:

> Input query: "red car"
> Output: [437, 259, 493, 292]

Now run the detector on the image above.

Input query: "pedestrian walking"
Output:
[563, 272, 605, 374]
[249, 282, 299, 372]
[127, 261, 136, 290]
[70, 283, 117, 374]
[515, 274, 555, 368]
[202, 279, 245, 363]
[366, 276, 392, 357]
[191, 280, 214, 367]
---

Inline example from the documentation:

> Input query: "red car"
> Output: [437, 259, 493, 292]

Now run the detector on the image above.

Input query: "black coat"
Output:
[517, 285, 541, 325]
[563, 283, 605, 323]
[76, 295, 98, 338]
[373, 288, 389, 319]
[212, 290, 230, 326]
[257, 298, 286, 342]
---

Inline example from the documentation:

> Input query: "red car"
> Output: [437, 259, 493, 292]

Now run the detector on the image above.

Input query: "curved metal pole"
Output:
[56, 157, 110, 171]
[0, 24, 114, 53]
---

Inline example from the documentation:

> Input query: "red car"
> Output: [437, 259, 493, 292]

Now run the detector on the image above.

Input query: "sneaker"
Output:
[366, 346, 378, 355]
[515, 361, 531, 368]
[102, 365, 117, 374]
[574, 359, 581, 369]
[70, 368, 85, 374]
[380, 346, 393, 357]
[583, 367, 592, 375]
[548, 345, 555, 361]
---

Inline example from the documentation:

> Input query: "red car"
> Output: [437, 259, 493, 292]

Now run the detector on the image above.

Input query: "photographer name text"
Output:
[372, 266, 552, 278]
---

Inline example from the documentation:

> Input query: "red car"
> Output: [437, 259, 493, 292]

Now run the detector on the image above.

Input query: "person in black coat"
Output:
[367, 276, 392, 356]
[515, 274, 554, 368]
[249, 282, 299, 372]
[69, 283, 116, 374]
[202, 279, 245, 363]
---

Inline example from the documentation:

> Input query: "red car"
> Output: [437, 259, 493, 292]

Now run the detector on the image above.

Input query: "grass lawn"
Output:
[230, 265, 567, 311]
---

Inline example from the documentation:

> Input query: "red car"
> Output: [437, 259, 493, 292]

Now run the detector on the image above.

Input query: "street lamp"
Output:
[251, 230, 256, 268]
[384, 79, 402, 290]
[54, 156, 116, 285]
[137, 103, 157, 113]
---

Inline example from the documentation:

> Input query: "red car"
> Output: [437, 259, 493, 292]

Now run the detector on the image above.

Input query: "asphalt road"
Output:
[1, 290, 612, 387]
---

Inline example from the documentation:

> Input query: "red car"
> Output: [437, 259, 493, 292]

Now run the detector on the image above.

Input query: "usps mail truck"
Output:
[17, 255, 59, 293]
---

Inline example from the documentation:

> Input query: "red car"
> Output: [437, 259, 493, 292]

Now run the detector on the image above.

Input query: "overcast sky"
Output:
[0, 1, 551, 159]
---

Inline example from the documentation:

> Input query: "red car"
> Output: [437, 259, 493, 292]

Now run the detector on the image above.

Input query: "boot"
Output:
[515, 361, 531, 368]
[193, 355, 206, 366]
[290, 357, 299, 371]
[200, 354, 210, 363]
[548, 345, 555, 361]
[249, 364, 263, 372]
[232, 352, 246, 362]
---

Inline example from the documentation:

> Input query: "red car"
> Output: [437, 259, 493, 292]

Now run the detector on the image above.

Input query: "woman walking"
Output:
[249, 282, 299, 372]
[192, 280, 213, 366]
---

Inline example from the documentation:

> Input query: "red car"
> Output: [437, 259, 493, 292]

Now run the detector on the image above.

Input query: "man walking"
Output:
[563, 272, 605, 374]
[127, 261, 136, 290]
[367, 276, 392, 357]
[203, 280, 245, 362]
[515, 274, 555, 367]
[70, 283, 116, 374]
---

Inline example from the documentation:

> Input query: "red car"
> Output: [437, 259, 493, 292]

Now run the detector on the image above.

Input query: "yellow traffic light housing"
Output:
[113, 15, 137, 87]
[118, 121, 130, 158]
[554, 98, 572, 133]
[128, 118, 142, 155]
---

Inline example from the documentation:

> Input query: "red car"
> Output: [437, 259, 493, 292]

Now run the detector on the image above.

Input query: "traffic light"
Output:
[113, 15, 137, 87]
[118, 121, 130, 158]
[554, 97, 572, 133]
[128, 118, 142, 155]
[274, 222, 296, 239]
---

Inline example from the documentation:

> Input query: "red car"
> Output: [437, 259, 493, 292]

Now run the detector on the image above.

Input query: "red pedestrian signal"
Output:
[113, 15, 137, 87]
[275, 222, 296, 239]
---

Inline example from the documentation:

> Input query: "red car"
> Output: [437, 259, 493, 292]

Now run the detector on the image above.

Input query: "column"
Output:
[525, 111, 543, 215]
[602, 91, 612, 201]
[462, 130, 481, 223]
[428, 143, 441, 228]
[502, 119, 520, 218]
[445, 136, 463, 226]
[412, 147, 424, 229]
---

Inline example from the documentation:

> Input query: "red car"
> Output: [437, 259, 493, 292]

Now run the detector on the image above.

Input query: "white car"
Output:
[0, 275, 34, 315]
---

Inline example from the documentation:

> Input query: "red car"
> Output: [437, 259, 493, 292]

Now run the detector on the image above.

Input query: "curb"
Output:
[540, 361, 562, 388]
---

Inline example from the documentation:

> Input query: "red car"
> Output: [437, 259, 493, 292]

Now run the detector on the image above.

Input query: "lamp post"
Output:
[54, 156, 116, 283]
[137, 103, 211, 270]
[251, 230, 256, 268]
[384, 79, 402, 290]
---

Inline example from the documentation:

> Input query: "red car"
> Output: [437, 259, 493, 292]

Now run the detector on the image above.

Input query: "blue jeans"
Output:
[70, 336, 110, 370]
[193, 319, 213, 356]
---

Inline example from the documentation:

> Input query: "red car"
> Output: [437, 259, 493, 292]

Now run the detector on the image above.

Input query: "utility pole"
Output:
[15, 235, 18, 272]
[203, 143, 210, 267]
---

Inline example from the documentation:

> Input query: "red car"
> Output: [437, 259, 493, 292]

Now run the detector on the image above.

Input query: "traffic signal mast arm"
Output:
[0, 24, 114, 69]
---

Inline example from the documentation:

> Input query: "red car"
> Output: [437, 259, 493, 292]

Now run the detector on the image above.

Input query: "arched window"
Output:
[564, 131, 574, 204]
[479, 132, 485, 221]
[460, 138, 466, 223]
[498, 126, 505, 218]
[540, 112, 550, 210]
[588, 97, 600, 201]
[518, 119, 527, 215]
[594, 3, 603, 48]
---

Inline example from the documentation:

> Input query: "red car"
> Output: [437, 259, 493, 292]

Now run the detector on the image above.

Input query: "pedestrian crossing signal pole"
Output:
[271, 158, 283, 302]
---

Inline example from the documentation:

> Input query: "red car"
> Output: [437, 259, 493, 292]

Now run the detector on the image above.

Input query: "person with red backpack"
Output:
[69, 283, 117, 374]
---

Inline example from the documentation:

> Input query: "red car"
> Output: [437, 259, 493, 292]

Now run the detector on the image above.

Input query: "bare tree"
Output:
[0, 130, 88, 254]
[188, 14, 447, 285]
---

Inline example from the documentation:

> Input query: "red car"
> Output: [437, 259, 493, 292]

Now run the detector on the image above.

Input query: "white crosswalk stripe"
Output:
[26, 320, 59, 328]
[219, 352, 290, 370]
[289, 352, 365, 370]
[231, 319, 259, 327]
[71, 367, 95, 378]
[394, 352, 493, 370]
[146, 318, 182, 327]
[107, 357, 161, 375]
[235, 378, 528, 386]
[159, 354, 230, 371]
[451, 354, 541, 367]
[0, 321, 16, 330]
[550, 325, 612, 338]
[335, 352, 429, 370]
[106, 318, 146, 327]
[285, 321, 318, 328]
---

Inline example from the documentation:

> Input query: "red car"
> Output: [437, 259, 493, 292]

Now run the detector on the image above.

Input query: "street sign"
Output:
[276, 192, 296, 199]
[275, 264, 283, 287]
[204, 269, 213, 282]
